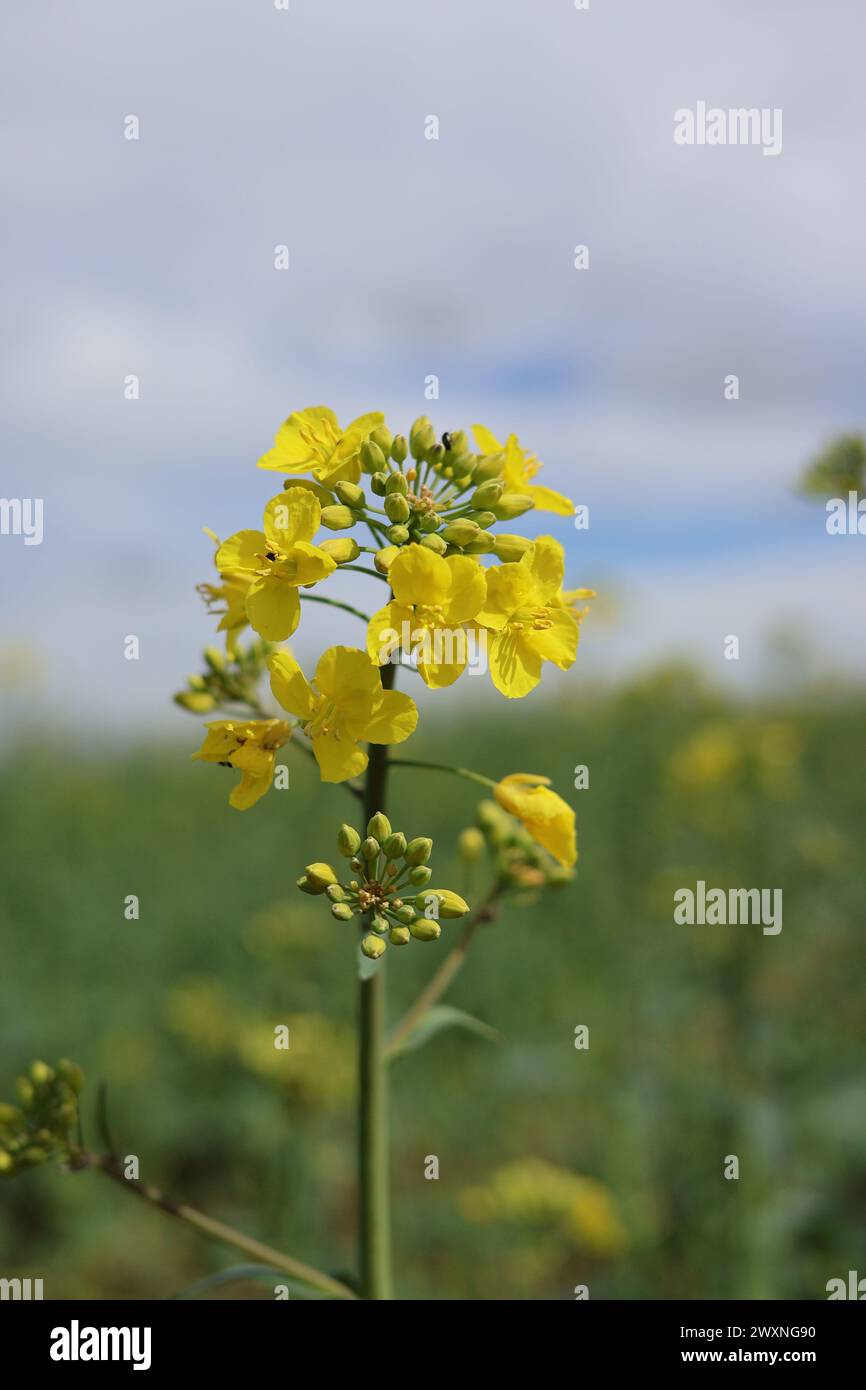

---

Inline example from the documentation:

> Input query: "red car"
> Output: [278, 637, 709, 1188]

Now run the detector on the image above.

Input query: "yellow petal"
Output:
[245, 576, 301, 641]
[476, 564, 534, 630]
[488, 628, 543, 698]
[527, 608, 579, 670]
[229, 769, 273, 810]
[389, 544, 451, 607]
[216, 530, 266, 577]
[264, 489, 321, 547]
[258, 406, 341, 471]
[417, 656, 467, 689]
[313, 731, 368, 783]
[523, 536, 565, 602]
[472, 424, 504, 456]
[526, 482, 574, 516]
[494, 775, 577, 867]
[290, 541, 338, 586]
[443, 555, 487, 624]
[194, 721, 242, 763]
[269, 651, 316, 720]
[367, 602, 411, 666]
[361, 690, 418, 744]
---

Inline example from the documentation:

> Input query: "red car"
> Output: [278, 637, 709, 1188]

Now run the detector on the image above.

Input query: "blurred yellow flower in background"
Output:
[459, 1157, 627, 1257]
[493, 773, 576, 867]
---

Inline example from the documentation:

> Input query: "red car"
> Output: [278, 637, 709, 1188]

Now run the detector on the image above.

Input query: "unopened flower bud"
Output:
[410, 417, 436, 459]
[427, 443, 446, 469]
[381, 831, 406, 860]
[467, 510, 497, 529]
[385, 471, 408, 496]
[361, 933, 387, 959]
[420, 533, 448, 554]
[384, 493, 410, 524]
[389, 926, 411, 946]
[491, 493, 534, 520]
[331, 902, 355, 922]
[492, 533, 532, 562]
[471, 479, 506, 509]
[446, 429, 469, 454]
[203, 645, 225, 674]
[338, 824, 362, 857]
[395, 905, 416, 926]
[361, 439, 387, 474]
[408, 864, 432, 886]
[374, 545, 399, 574]
[463, 533, 495, 555]
[30, 1061, 54, 1086]
[57, 1059, 85, 1095]
[458, 827, 485, 862]
[0, 1150, 14, 1173]
[319, 537, 361, 564]
[417, 512, 441, 533]
[371, 425, 393, 459]
[304, 863, 338, 892]
[174, 690, 216, 713]
[371, 913, 389, 935]
[367, 812, 391, 841]
[387, 524, 410, 545]
[405, 836, 433, 866]
[390, 434, 408, 464]
[440, 519, 480, 546]
[15, 1078, 34, 1107]
[326, 884, 346, 903]
[321, 504, 358, 531]
[409, 918, 442, 942]
[370, 470, 389, 496]
[335, 481, 365, 509]
[418, 889, 470, 918]
[362, 836, 380, 861]
[472, 451, 506, 483]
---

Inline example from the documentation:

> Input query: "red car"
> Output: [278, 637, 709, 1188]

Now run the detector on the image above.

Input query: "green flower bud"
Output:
[367, 812, 392, 841]
[319, 537, 361, 564]
[389, 926, 411, 946]
[305, 863, 338, 892]
[390, 434, 408, 464]
[15, 1078, 34, 1108]
[371, 913, 389, 935]
[408, 864, 432, 886]
[440, 519, 480, 546]
[320, 504, 359, 531]
[174, 690, 216, 713]
[203, 645, 225, 674]
[385, 471, 408, 496]
[417, 512, 441, 533]
[410, 417, 436, 459]
[57, 1060, 85, 1095]
[467, 510, 497, 529]
[326, 883, 346, 902]
[426, 442, 446, 469]
[335, 481, 365, 509]
[491, 493, 534, 520]
[409, 918, 442, 942]
[371, 425, 393, 459]
[331, 902, 355, 922]
[370, 470, 389, 496]
[0, 1150, 14, 1173]
[361, 933, 387, 959]
[405, 836, 433, 866]
[492, 533, 532, 562]
[361, 439, 387, 474]
[463, 533, 495, 555]
[387, 524, 410, 545]
[381, 831, 406, 860]
[362, 836, 381, 861]
[338, 824, 362, 857]
[471, 479, 506, 509]
[296, 874, 321, 895]
[395, 905, 416, 926]
[30, 1061, 54, 1086]
[384, 493, 410, 524]
[473, 451, 506, 483]
[420, 533, 448, 555]
[416, 889, 470, 919]
[446, 429, 469, 454]
[374, 545, 399, 574]
[458, 827, 485, 862]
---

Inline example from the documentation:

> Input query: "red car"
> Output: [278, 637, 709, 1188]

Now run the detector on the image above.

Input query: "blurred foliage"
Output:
[1, 666, 864, 1299]
[798, 433, 865, 498]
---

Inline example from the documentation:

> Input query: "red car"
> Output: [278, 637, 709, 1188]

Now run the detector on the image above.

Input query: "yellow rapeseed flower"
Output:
[269, 645, 417, 783]
[476, 536, 580, 698]
[194, 718, 292, 809]
[258, 406, 384, 487]
[493, 773, 576, 867]
[216, 489, 336, 642]
[366, 544, 487, 688]
[473, 424, 574, 516]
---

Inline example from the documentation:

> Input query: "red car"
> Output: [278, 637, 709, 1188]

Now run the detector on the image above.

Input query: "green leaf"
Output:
[387, 1005, 499, 1061]
[170, 1264, 324, 1300]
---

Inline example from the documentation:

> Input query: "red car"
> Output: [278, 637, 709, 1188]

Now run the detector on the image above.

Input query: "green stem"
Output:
[77, 1151, 357, 1300]
[341, 563, 390, 583]
[389, 757, 495, 791]
[300, 592, 371, 624]
[358, 662, 395, 1300]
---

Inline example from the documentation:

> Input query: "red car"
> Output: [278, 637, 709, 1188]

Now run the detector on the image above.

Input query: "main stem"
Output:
[358, 662, 395, 1300]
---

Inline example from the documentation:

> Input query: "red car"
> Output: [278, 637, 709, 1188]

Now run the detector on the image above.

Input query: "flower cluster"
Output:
[0, 1060, 83, 1176]
[462, 790, 577, 891]
[298, 812, 470, 959]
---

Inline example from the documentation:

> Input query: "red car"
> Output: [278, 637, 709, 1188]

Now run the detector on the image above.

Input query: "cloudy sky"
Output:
[2, 0, 865, 730]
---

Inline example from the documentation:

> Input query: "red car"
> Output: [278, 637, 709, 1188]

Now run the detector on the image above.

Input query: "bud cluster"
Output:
[314, 416, 537, 569]
[463, 801, 575, 892]
[297, 812, 470, 958]
[174, 639, 275, 714]
[0, 1059, 83, 1176]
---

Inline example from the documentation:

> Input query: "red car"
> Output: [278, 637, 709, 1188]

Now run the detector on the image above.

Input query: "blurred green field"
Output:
[2, 667, 865, 1300]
